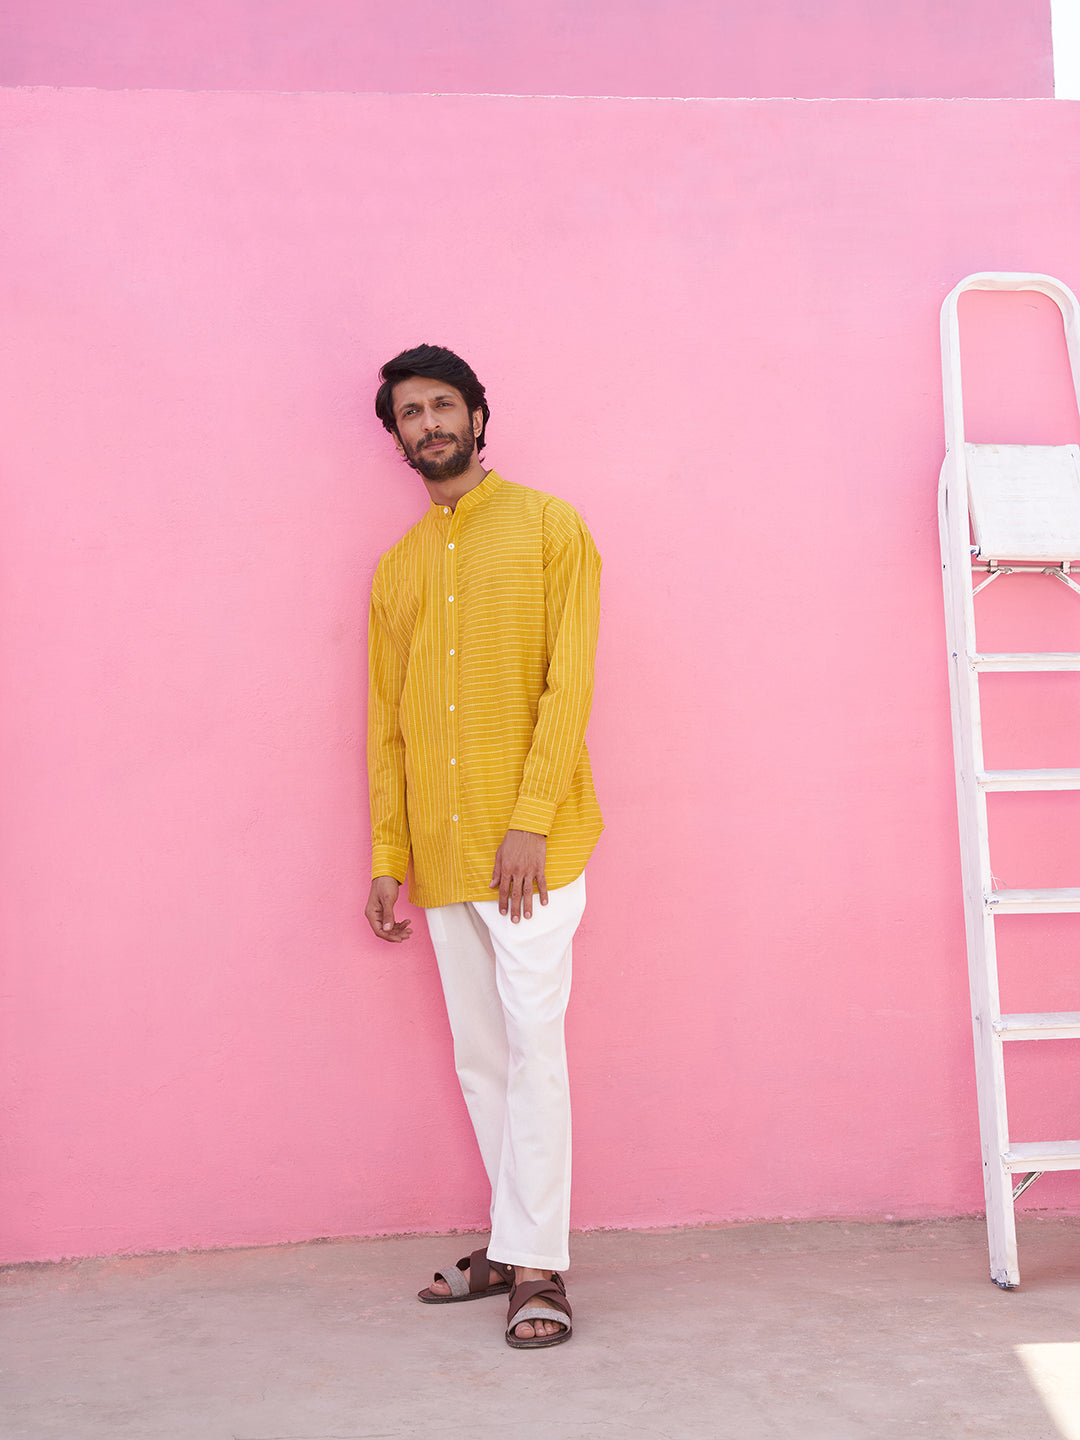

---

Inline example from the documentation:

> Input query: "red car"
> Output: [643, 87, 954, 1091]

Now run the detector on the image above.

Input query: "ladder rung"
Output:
[987, 887, 1080, 913]
[994, 1011, 1080, 1040]
[1003, 1140, 1080, 1172]
[978, 768, 1080, 790]
[972, 652, 1080, 671]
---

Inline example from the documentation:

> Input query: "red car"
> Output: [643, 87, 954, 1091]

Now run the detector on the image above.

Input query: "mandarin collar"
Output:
[429, 469, 504, 522]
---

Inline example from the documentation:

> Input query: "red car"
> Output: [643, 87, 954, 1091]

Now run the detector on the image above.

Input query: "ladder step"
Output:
[972, 652, 1080, 671]
[978, 768, 1080, 790]
[1003, 1140, 1080, 1172]
[994, 1011, 1080, 1040]
[987, 887, 1080, 913]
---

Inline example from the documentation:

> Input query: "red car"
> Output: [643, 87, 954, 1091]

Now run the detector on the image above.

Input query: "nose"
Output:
[421, 406, 441, 431]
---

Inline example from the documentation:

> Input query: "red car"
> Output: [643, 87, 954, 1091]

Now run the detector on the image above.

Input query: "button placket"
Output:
[446, 510, 461, 846]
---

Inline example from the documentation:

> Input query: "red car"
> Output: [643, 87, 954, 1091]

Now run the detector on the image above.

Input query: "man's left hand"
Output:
[490, 830, 548, 923]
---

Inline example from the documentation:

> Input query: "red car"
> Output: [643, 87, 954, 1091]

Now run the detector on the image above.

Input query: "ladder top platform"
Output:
[966, 444, 1080, 562]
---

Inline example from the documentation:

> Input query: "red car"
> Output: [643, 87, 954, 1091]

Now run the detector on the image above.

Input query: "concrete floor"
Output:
[3, 1216, 1080, 1440]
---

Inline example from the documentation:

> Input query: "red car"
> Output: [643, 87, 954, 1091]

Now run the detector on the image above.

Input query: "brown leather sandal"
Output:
[417, 1247, 513, 1304]
[504, 1272, 573, 1349]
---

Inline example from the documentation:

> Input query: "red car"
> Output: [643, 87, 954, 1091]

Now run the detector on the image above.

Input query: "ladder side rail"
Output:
[938, 456, 1018, 1287]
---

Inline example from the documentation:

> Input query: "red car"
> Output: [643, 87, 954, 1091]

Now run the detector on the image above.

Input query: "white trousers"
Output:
[425, 873, 586, 1272]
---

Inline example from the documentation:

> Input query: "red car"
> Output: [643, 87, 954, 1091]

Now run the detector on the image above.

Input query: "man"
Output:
[365, 345, 602, 1349]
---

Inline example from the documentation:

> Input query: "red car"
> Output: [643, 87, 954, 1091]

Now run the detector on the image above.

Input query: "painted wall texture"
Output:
[3, 87, 1080, 1264]
[0, 0, 1054, 98]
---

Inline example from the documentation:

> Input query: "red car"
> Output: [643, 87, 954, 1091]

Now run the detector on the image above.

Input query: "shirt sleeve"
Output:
[509, 508, 601, 835]
[367, 569, 411, 883]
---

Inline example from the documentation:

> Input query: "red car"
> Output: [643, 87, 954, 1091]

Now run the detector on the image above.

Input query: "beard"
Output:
[405, 427, 477, 481]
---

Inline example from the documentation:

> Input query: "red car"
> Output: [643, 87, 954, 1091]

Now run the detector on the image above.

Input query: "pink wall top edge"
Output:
[0, 0, 1054, 99]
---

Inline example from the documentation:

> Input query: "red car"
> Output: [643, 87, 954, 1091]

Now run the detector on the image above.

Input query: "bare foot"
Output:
[424, 1270, 506, 1299]
[510, 1266, 568, 1341]
[420, 1251, 510, 1300]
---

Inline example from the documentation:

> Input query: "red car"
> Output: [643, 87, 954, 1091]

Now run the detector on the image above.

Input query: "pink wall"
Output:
[0, 0, 1053, 98]
[3, 88, 1080, 1264]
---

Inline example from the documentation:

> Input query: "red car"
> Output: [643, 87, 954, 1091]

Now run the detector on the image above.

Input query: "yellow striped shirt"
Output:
[368, 470, 603, 908]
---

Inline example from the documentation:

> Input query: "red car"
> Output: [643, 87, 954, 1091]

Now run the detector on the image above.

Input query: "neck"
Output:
[422, 459, 489, 511]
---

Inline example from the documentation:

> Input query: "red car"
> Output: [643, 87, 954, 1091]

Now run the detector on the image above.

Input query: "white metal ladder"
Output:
[938, 271, 1080, 1288]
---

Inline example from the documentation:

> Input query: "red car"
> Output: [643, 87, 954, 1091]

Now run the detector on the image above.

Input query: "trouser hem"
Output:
[488, 1247, 571, 1273]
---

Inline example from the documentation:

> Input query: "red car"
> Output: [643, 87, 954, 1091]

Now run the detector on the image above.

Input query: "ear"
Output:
[472, 409, 482, 437]
[392, 429, 405, 456]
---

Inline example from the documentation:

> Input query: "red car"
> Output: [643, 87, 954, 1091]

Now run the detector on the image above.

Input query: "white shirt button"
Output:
[447, 595, 454, 603]
[450, 758, 456, 765]
[449, 648, 455, 656]
[452, 814, 459, 822]
[447, 542, 454, 550]
[449, 704, 455, 711]
[443, 507, 450, 514]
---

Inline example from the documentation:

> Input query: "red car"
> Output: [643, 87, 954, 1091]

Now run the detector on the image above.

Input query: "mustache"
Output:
[422, 432, 458, 448]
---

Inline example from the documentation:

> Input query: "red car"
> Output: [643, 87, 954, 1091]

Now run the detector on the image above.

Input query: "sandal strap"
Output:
[468, 1249, 514, 1292]
[507, 1273, 571, 1326]
[487, 1257, 514, 1287]
[432, 1249, 512, 1298]
[431, 1259, 471, 1298]
[511, 1304, 569, 1331]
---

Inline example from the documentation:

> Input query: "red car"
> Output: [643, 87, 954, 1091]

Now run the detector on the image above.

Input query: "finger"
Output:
[537, 872, 549, 907]
[522, 880, 533, 921]
[510, 874, 523, 924]
[489, 854, 501, 891]
[499, 871, 512, 915]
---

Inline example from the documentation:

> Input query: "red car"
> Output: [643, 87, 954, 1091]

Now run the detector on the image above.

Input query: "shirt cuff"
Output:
[508, 795, 558, 835]
[371, 845, 410, 885]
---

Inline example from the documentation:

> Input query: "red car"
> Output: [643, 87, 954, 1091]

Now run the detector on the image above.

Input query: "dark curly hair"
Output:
[374, 345, 490, 453]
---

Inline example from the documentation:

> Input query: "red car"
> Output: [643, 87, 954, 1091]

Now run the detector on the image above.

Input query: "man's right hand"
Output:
[364, 876, 413, 943]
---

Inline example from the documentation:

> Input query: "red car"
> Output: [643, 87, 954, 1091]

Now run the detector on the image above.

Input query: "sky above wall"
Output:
[1053, 0, 1080, 93]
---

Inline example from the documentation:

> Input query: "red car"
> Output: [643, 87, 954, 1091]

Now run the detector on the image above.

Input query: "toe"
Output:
[513, 1313, 564, 1340]
[420, 1278, 453, 1298]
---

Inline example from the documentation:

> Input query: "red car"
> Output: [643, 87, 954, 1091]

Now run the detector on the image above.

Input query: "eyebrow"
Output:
[396, 391, 458, 412]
